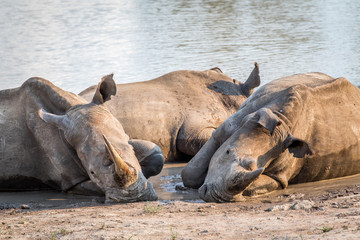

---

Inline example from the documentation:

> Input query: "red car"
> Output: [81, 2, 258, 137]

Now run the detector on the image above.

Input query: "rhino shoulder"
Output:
[20, 77, 85, 111]
[21, 77, 53, 90]
[312, 76, 356, 93]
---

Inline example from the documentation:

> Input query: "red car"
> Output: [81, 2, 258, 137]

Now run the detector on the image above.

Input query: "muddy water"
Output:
[0, 163, 197, 208]
[270, 173, 360, 198]
[151, 163, 199, 201]
[153, 164, 360, 201]
[1, 163, 359, 208]
[0, 191, 102, 209]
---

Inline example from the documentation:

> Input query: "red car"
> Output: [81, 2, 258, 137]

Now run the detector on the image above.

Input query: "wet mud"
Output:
[1, 164, 360, 239]
[1, 163, 359, 209]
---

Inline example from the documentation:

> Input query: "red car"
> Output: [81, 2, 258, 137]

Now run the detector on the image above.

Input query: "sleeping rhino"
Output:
[0, 75, 162, 202]
[79, 63, 260, 162]
[182, 72, 360, 202]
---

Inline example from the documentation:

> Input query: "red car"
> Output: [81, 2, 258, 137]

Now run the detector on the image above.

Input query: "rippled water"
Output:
[1, 0, 359, 93]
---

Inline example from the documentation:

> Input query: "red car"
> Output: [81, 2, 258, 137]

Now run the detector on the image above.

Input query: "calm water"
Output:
[1, 0, 359, 93]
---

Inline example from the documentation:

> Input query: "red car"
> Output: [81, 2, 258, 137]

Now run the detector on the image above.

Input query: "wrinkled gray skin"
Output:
[0, 75, 160, 202]
[182, 73, 360, 202]
[80, 64, 260, 162]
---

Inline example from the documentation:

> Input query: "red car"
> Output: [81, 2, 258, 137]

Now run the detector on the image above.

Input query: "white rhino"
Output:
[0, 75, 163, 202]
[182, 73, 360, 202]
[79, 64, 260, 162]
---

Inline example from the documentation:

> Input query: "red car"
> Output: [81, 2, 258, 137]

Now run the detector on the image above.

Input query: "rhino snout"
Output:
[105, 178, 158, 203]
[198, 183, 233, 203]
[199, 184, 215, 202]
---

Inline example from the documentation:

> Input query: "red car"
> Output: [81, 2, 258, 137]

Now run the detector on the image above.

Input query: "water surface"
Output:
[1, 0, 359, 92]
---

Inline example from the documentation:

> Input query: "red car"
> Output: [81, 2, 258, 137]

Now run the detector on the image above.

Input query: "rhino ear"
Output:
[210, 67, 223, 73]
[92, 74, 117, 105]
[241, 62, 260, 96]
[256, 108, 280, 135]
[38, 108, 70, 130]
[283, 135, 313, 158]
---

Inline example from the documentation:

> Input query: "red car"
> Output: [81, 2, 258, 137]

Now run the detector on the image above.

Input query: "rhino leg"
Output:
[181, 137, 220, 189]
[176, 126, 215, 157]
[129, 139, 164, 178]
[242, 175, 281, 196]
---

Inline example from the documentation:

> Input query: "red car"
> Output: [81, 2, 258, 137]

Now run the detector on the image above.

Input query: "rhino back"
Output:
[80, 70, 245, 160]
[0, 79, 88, 191]
[256, 74, 360, 183]
[212, 73, 334, 142]
[288, 76, 360, 183]
[238, 73, 334, 112]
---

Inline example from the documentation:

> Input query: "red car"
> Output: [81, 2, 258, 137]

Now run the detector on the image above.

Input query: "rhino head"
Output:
[38, 74, 157, 202]
[198, 108, 312, 202]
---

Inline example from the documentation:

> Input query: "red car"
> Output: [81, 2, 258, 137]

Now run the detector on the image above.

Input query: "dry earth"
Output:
[1, 172, 360, 240]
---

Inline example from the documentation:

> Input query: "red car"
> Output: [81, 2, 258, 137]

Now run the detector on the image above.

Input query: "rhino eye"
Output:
[226, 150, 230, 154]
[103, 152, 113, 167]
[103, 157, 113, 167]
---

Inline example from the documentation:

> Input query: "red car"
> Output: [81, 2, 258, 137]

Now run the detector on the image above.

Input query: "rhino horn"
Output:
[103, 135, 138, 185]
[241, 62, 260, 97]
[227, 167, 264, 194]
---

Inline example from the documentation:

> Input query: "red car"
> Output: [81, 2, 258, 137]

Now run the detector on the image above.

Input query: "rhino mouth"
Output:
[105, 175, 158, 203]
[198, 183, 236, 203]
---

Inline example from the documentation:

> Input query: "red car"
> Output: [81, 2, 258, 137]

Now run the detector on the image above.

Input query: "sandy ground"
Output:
[1, 168, 360, 240]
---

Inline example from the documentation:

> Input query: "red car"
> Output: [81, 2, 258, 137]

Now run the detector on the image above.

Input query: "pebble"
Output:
[175, 183, 189, 191]
[21, 204, 30, 209]
[264, 204, 290, 212]
[264, 200, 316, 212]
[199, 230, 208, 234]
[197, 207, 204, 212]
[290, 200, 315, 210]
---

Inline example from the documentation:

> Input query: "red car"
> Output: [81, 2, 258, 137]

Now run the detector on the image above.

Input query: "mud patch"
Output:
[1, 167, 360, 239]
[0, 191, 103, 210]
[150, 163, 199, 201]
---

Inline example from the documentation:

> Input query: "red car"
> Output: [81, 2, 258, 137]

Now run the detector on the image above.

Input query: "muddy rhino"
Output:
[182, 73, 360, 202]
[0, 75, 163, 202]
[80, 64, 260, 161]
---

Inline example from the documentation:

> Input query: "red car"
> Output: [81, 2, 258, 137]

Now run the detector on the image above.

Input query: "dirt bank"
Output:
[1, 168, 360, 239]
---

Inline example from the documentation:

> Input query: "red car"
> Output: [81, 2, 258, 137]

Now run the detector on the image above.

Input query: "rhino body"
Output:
[182, 72, 360, 202]
[80, 64, 260, 161]
[0, 75, 162, 202]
